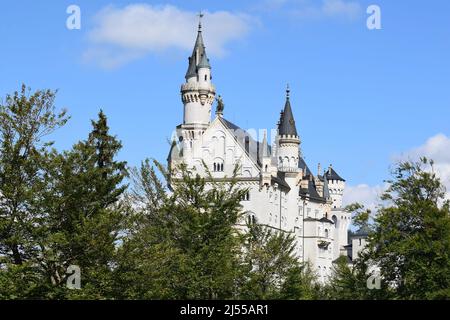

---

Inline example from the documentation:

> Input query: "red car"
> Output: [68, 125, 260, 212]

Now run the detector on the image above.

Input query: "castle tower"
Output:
[324, 164, 349, 259]
[181, 18, 215, 128]
[180, 17, 216, 158]
[324, 164, 345, 209]
[277, 86, 300, 173]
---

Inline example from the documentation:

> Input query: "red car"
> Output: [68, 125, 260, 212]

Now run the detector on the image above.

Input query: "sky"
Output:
[0, 0, 449, 209]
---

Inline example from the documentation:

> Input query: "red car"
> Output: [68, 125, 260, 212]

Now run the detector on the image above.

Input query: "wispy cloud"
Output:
[395, 133, 450, 201]
[83, 4, 257, 69]
[343, 183, 387, 212]
[344, 133, 450, 212]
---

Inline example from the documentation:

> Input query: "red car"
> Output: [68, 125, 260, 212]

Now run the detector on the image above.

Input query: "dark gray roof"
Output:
[198, 51, 211, 69]
[324, 167, 345, 182]
[260, 131, 270, 158]
[278, 89, 298, 136]
[300, 178, 326, 203]
[185, 56, 197, 79]
[298, 157, 312, 176]
[185, 26, 209, 79]
[219, 117, 271, 167]
[272, 172, 291, 191]
[320, 217, 334, 224]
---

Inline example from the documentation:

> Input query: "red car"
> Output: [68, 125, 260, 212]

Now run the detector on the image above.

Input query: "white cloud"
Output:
[344, 134, 450, 212]
[343, 183, 387, 212]
[84, 4, 257, 69]
[396, 133, 450, 201]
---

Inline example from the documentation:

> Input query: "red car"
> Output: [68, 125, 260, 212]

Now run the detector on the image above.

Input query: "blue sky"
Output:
[1, 0, 449, 206]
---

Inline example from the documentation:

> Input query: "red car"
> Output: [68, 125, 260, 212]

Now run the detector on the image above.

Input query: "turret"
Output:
[277, 85, 300, 173]
[324, 164, 345, 209]
[181, 18, 216, 128]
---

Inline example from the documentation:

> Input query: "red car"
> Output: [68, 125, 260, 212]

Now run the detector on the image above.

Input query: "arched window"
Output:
[325, 229, 329, 238]
[213, 163, 217, 172]
[204, 74, 207, 81]
[332, 215, 338, 228]
[265, 165, 268, 172]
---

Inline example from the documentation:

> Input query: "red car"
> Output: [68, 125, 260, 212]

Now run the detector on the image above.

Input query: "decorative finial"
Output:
[197, 11, 204, 31]
[286, 83, 290, 99]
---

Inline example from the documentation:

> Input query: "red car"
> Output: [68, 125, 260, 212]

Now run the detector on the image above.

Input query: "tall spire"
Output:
[278, 84, 298, 136]
[185, 11, 209, 79]
[261, 130, 270, 158]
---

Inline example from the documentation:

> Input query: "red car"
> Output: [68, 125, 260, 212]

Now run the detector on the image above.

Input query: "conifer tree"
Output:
[0, 85, 68, 298]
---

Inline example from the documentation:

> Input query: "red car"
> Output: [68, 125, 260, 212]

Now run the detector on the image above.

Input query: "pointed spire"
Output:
[323, 172, 330, 199]
[261, 130, 270, 158]
[278, 84, 298, 136]
[185, 12, 210, 79]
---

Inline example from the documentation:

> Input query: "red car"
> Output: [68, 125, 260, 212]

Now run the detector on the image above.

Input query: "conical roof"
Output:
[278, 86, 298, 136]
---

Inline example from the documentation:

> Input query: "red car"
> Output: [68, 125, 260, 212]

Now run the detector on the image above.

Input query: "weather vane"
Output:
[197, 11, 204, 29]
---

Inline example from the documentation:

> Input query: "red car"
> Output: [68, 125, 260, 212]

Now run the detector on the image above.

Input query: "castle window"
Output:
[243, 191, 250, 201]
[204, 74, 207, 81]
[332, 215, 338, 228]
[213, 162, 224, 172]
[325, 229, 329, 238]
[265, 165, 268, 172]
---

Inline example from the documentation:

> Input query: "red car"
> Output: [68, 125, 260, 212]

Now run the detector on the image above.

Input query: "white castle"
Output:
[168, 21, 350, 281]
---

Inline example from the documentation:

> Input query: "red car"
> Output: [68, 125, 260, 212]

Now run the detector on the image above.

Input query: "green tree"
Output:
[38, 110, 127, 298]
[115, 161, 247, 299]
[239, 222, 301, 299]
[279, 262, 320, 300]
[0, 85, 68, 298]
[367, 158, 450, 299]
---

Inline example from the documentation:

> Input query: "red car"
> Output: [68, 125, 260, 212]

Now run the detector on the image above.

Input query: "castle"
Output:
[167, 21, 350, 281]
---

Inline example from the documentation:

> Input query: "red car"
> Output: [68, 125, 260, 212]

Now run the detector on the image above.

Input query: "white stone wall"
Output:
[170, 118, 347, 280]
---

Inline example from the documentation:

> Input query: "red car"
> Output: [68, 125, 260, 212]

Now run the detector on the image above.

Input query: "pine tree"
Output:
[0, 85, 68, 298]
[37, 110, 127, 298]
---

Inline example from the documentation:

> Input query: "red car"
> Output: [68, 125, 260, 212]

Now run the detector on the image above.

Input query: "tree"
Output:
[115, 160, 247, 299]
[366, 158, 450, 299]
[239, 222, 301, 299]
[0, 85, 68, 298]
[38, 110, 127, 298]
[279, 262, 320, 300]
